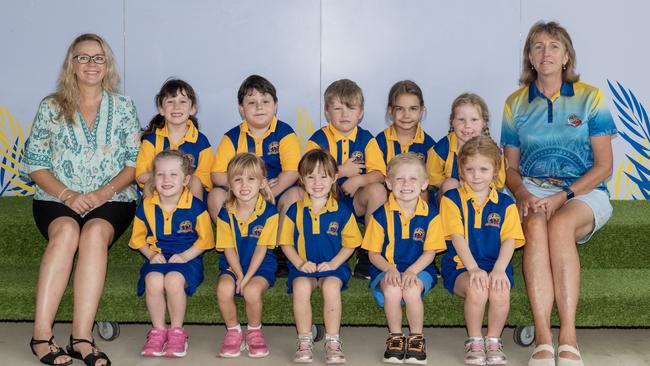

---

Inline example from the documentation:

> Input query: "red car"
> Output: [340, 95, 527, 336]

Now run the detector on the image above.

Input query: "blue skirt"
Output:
[286, 263, 351, 294]
[137, 254, 204, 296]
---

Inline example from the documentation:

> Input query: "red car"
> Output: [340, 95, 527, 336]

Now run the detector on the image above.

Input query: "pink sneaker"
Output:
[164, 327, 188, 358]
[219, 329, 245, 358]
[246, 329, 269, 358]
[141, 327, 167, 357]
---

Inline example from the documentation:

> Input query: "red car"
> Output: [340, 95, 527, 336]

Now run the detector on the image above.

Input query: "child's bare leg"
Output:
[486, 287, 511, 337]
[292, 277, 317, 334]
[319, 277, 343, 335]
[353, 183, 388, 227]
[145, 272, 166, 328]
[207, 187, 228, 222]
[381, 281, 404, 334]
[402, 281, 425, 334]
[189, 175, 204, 200]
[455, 272, 488, 337]
[242, 276, 270, 327]
[164, 272, 187, 328]
[217, 275, 239, 327]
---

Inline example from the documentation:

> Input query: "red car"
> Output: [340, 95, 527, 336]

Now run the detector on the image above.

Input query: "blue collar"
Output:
[528, 81, 575, 103]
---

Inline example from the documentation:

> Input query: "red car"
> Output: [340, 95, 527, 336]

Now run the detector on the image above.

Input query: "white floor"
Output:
[7, 322, 650, 365]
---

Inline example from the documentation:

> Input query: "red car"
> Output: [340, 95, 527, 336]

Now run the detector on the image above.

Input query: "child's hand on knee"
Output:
[488, 270, 510, 291]
[401, 270, 419, 289]
[317, 261, 335, 272]
[468, 267, 488, 291]
[299, 261, 317, 274]
[383, 268, 402, 287]
[149, 252, 166, 264]
[168, 254, 187, 263]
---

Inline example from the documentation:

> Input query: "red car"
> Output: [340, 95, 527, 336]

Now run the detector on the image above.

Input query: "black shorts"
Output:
[32, 199, 137, 243]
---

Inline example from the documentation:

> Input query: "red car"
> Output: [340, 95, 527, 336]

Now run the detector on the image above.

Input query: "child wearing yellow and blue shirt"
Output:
[362, 153, 446, 365]
[215, 153, 278, 358]
[440, 136, 524, 365]
[208, 74, 301, 221]
[307, 79, 387, 279]
[375, 80, 435, 166]
[279, 149, 362, 364]
[135, 79, 213, 199]
[129, 150, 215, 358]
[427, 93, 506, 196]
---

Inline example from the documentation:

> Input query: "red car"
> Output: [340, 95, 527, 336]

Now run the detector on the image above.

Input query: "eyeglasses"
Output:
[73, 54, 106, 64]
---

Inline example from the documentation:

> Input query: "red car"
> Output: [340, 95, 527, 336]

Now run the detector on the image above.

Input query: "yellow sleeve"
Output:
[215, 214, 235, 250]
[427, 148, 446, 187]
[440, 196, 464, 239]
[341, 215, 362, 249]
[423, 214, 447, 252]
[364, 138, 387, 176]
[361, 216, 385, 252]
[193, 211, 215, 250]
[501, 204, 525, 248]
[195, 147, 214, 191]
[279, 133, 301, 172]
[211, 136, 236, 173]
[278, 215, 296, 246]
[129, 216, 149, 250]
[496, 154, 506, 189]
[135, 140, 156, 188]
[257, 213, 278, 248]
[305, 140, 321, 153]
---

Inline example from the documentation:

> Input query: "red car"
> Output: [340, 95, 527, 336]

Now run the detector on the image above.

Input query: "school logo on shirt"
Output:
[486, 213, 502, 228]
[177, 220, 193, 233]
[250, 225, 264, 238]
[326, 221, 339, 236]
[268, 141, 280, 155]
[566, 114, 584, 127]
[350, 151, 364, 163]
[413, 227, 425, 242]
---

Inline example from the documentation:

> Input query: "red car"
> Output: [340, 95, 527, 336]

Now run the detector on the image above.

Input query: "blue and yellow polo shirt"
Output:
[129, 188, 215, 254]
[361, 194, 446, 281]
[427, 133, 506, 189]
[500, 81, 617, 191]
[215, 194, 278, 272]
[135, 121, 214, 191]
[307, 124, 387, 186]
[440, 184, 525, 291]
[375, 125, 435, 165]
[279, 193, 362, 264]
[212, 117, 301, 180]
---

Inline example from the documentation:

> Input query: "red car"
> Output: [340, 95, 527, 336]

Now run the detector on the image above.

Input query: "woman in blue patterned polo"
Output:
[22, 33, 140, 366]
[501, 21, 617, 366]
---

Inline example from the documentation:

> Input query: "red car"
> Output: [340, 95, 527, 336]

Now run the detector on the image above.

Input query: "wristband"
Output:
[562, 186, 575, 200]
[57, 187, 70, 201]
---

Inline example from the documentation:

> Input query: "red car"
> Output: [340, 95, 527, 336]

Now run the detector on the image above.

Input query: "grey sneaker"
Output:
[485, 337, 507, 365]
[325, 337, 346, 364]
[293, 335, 314, 363]
[464, 337, 486, 365]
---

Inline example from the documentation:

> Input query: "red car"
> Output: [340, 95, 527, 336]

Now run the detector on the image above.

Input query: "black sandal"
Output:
[29, 336, 73, 366]
[66, 335, 111, 366]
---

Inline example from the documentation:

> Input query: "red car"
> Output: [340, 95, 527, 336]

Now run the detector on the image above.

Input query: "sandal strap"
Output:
[71, 337, 96, 347]
[532, 344, 555, 355]
[83, 350, 111, 366]
[558, 344, 581, 357]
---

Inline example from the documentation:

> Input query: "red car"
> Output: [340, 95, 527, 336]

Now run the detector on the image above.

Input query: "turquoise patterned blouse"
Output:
[21, 91, 141, 202]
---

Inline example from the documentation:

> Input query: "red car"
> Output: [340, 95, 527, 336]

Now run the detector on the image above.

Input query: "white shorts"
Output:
[521, 178, 613, 244]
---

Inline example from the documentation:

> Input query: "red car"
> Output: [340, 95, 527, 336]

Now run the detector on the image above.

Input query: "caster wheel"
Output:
[513, 325, 535, 347]
[311, 324, 325, 342]
[95, 321, 120, 341]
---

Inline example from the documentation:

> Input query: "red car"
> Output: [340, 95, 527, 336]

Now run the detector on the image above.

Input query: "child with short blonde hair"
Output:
[362, 152, 446, 364]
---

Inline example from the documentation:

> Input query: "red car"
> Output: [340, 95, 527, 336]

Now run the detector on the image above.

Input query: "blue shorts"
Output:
[521, 178, 613, 244]
[369, 271, 435, 308]
[442, 263, 515, 294]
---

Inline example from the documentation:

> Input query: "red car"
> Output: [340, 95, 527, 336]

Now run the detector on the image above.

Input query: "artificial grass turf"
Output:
[1, 197, 649, 326]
